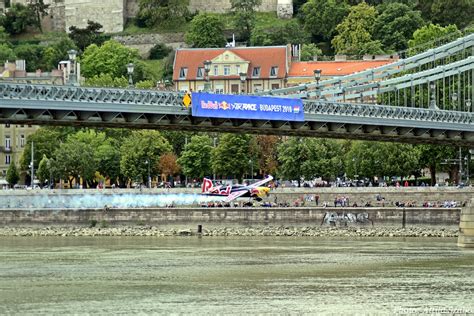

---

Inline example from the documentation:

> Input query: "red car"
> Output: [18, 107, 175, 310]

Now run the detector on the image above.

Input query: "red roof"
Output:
[289, 60, 395, 77]
[173, 46, 288, 81]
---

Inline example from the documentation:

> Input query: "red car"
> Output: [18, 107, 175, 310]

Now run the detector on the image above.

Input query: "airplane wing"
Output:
[224, 190, 248, 202]
[248, 175, 274, 188]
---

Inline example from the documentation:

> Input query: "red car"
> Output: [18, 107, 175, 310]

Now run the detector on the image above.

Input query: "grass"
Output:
[119, 19, 189, 36]
[142, 59, 166, 82]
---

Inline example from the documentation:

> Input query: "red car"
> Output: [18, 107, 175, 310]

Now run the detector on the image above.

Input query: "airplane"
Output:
[201, 175, 273, 202]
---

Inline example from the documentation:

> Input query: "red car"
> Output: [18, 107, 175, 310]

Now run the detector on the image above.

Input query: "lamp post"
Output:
[452, 92, 458, 110]
[239, 72, 247, 94]
[145, 159, 151, 189]
[47, 159, 53, 189]
[466, 99, 472, 112]
[314, 69, 321, 99]
[204, 60, 212, 92]
[429, 82, 437, 109]
[249, 159, 253, 180]
[127, 63, 134, 88]
[68, 49, 77, 86]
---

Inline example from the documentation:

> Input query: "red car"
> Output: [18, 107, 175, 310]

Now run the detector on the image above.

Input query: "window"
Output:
[5, 124, 10, 128]
[235, 65, 240, 75]
[196, 67, 204, 78]
[20, 135, 25, 148]
[213, 65, 218, 76]
[5, 136, 11, 149]
[179, 67, 188, 79]
[5, 155, 11, 165]
[253, 84, 262, 92]
[270, 66, 278, 77]
[224, 65, 230, 76]
[252, 67, 261, 78]
[214, 84, 224, 94]
[271, 83, 280, 90]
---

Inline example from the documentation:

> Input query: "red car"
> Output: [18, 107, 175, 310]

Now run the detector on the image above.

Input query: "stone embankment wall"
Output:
[112, 33, 185, 58]
[0, 207, 460, 227]
[458, 198, 474, 247]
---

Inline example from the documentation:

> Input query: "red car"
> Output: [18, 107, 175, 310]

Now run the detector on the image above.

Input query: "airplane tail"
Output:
[202, 178, 214, 193]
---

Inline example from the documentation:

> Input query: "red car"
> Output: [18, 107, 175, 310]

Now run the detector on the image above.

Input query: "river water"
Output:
[0, 237, 473, 315]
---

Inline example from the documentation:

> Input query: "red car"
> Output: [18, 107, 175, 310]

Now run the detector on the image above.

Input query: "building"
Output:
[0, 60, 67, 187]
[173, 46, 290, 94]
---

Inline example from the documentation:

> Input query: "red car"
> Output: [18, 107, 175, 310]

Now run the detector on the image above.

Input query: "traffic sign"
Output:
[183, 92, 192, 108]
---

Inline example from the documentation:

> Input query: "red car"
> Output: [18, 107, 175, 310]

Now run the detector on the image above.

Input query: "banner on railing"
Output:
[191, 92, 304, 122]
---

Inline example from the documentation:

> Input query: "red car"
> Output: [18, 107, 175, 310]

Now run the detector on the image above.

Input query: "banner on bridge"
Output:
[191, 92, 304, 122]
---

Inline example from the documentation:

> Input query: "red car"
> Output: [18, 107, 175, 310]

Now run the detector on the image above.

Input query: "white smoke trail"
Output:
[1, 193, 226, 209]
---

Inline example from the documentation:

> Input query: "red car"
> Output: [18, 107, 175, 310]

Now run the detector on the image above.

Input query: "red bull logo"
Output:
[219, 101, 231, 110]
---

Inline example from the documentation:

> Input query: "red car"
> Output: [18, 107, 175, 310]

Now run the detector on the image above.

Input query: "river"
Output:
[0, 237, 472, 314]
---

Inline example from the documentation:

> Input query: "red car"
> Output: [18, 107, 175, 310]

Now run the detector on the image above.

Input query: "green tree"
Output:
[68, 20, 107, 52]
[277, 137, 305, 185]
[250, 20, 310, 46]
[300, 43, 323, 61]
[373, 2, 425, 51]
[36, 154, 50, 185]
[148, 43, 172, 60]
[211, 134, 253, 180]
[230, 0, 262, 41]
[255, 135, 279, 176]
[177, 135, 213, 179]
[0, 26, 9, 43]
[120, 130, 172, 183]
[28, 0, 49, 33]
[408, 23, 461, 55]
[431, 0, 474, 29]
[300, 0, 349, 41]
[85, 74, 129, 88]
[185, 13, 226, 48]
[417, 144, 457, 185]
[0, 3, 34, 35]
[0, 43, 16, 64]
[14, 44, 44, 71]
[80, 40, 141, 79]
[137, 0, 190, 28]
[331, 2, 384, 56]
[6, 161, 19, 186]
[40, 37, 78, 70]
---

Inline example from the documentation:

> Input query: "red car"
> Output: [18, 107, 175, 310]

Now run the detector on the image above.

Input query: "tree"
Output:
[14, 44, 44, 71]
[68, 20, 107, 52]
[85, 74, 129, 88]
[373, 2, 425, 51]
[28, 0, 49, 33]
[331, 2, 384, 56]
[40, 37, 78, 71]
[159, 153, 181, 180]
[0, 26, 9, 44]
[120, 130, 172, 184]
[137, 0, 190, 28]
[36, 154, 50, 185]
[149, 43, 172, 60]
[408, 24, 461, 55]
[250, 20, 310, 46]
[300, 43, 323, 61]
[300, 0, 349, 41]
[255, 135, 279, 176]
[230, 0, 262, 41]
[0, 3, 34, 35]
[277, 137, 305, 185]
[0, 43, 16, 64]
[431, 0, 474, 29]
[177, 135, 213, 180]
[417, 144, 457, 185]
[6, 162, 19, 186]
[211, 134, 253, 180]
[81, 40, 141, 79]
[185, 13, 226, 48]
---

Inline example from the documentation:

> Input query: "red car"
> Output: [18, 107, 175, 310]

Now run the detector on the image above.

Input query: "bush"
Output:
[89, 219, 98, 228]
[149, 43, 172, 60]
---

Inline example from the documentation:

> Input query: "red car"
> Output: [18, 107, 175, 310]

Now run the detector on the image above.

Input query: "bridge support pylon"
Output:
[458, 198, 474, 247]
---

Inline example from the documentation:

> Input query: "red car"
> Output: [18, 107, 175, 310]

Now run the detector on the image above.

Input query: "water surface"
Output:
[0, 237, 472, 314]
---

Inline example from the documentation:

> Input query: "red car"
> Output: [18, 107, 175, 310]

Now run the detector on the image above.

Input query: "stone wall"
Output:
[0, 207, 461, 227]
[458, 198, 474, 247]
[112, 33, 185, 58]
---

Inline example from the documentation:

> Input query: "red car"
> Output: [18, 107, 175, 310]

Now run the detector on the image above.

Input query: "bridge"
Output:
[0, 33, 473, 146]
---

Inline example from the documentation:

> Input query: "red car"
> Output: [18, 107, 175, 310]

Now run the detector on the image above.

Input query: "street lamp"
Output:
[239, 72, 247, 94]
[452, 92, 458, 110]
[204, 60, 212, 92]
[314, 69, 321, 99]
[145, 159, 151, 189]
[68, 49, 77, 85]
[466, 99, 472, 112]
[127, 63, 134, 88]
[249, 159, 253, 180]
[429, 82, 438, 110]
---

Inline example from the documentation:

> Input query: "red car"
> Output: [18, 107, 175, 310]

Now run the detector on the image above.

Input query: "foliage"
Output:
[300, 43, 323, 61]
[137, 0, 190, 28]
[211, 134, 253, 180]
[0, 26, 9, 43]
[373, 2, 425, 51]
[68, 20, 107, 52]
[85, 74, 129, 88]
[185, 13, 226, 48]
[80, 40, 141, 79]
[40, 37, 78, 71]
[0, 3, 34, 35]
[417, 144, 457, 185]
[331, 2, 384, 56]
[149, 43, 172, 60]
[36, 154, 50, 184]
[250, 20, 310, 46]
[408, 24, 461, 55]
[135, 80, 156, 89]
[120, 130, 172, 183]
[13, 44, 44, 71]
[230, 0, 262, 41]
[0, 43, 16, 64]
[177, 135, 213, 180]
[28, 0, 49, 33]
[255, 135, 279, 176]
[159, 152, 181, 177]
[431, 0, 474, 29]
[6, 162, 19, 186]
[300, 0, 349, 41]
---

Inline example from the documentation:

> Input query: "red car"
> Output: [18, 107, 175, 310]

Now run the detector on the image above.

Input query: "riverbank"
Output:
[0, 226, 459, 237]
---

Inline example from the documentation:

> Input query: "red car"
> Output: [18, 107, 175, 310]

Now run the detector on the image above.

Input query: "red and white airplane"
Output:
[201, 175, 273, 202]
